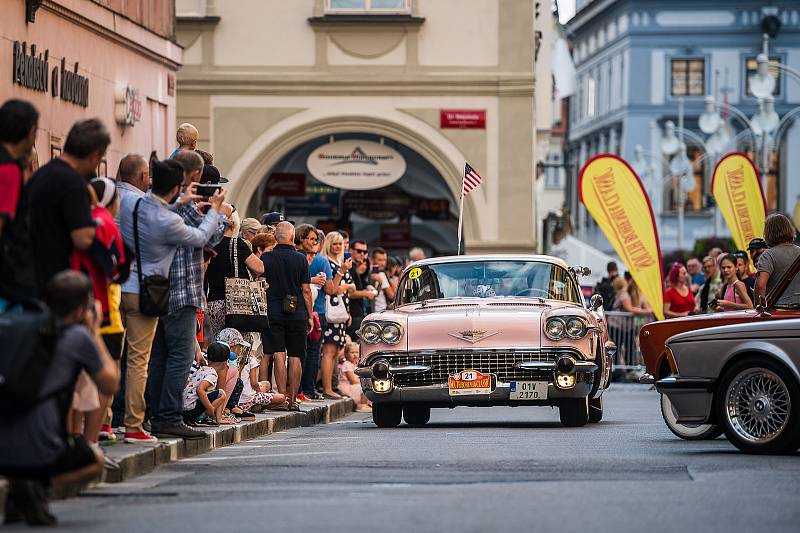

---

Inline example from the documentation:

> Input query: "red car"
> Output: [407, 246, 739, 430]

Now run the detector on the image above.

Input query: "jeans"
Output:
[301, 318, 325, 395]
[147, 306, 198, 427]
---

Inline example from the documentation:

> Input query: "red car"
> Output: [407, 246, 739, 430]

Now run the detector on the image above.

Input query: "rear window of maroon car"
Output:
[397, 261, 583, 305]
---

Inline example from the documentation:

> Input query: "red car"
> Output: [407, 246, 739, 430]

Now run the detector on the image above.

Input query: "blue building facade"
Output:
[565, 0, 800, 253]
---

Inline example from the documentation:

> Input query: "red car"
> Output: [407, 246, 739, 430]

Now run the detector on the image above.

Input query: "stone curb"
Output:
[0, 398, 354, 506]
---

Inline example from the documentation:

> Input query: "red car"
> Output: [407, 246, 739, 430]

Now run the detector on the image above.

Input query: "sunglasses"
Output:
[352, 249, 367, 254]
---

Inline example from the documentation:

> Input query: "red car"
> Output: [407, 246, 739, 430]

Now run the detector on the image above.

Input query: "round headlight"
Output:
[545, 318, 566, 340]
[361, 323, 382, 344]
[380, 323, 402, 345]
[565, 317, 588, 339]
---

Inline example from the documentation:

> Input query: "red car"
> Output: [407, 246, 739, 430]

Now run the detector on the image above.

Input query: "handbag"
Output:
[224, 238, 270, 332]
[325, 262, 350, 324]
[308, 311, 322, 343]
[133, 198, 170, 317]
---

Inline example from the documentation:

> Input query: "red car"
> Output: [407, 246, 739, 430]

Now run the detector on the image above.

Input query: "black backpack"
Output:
[594, 277, 616, 311]
[0, 305, 59, 414]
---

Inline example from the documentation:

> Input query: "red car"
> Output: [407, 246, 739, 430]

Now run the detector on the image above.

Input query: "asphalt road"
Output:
[25, 385, 800, 533]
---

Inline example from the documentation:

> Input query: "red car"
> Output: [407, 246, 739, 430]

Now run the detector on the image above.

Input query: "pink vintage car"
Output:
[356, 255, 613, 428]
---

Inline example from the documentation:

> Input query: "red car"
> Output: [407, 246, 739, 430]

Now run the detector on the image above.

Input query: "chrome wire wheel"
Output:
[725, 368, 791, 444]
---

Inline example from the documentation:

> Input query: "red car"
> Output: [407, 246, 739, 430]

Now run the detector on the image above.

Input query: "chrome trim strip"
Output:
[515, 361, 556, 370]
[389, 364, 431, 375]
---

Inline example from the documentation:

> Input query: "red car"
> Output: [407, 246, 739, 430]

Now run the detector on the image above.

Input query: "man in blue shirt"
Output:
[295, 224, 334, 401]
[261, 222, 313, 410]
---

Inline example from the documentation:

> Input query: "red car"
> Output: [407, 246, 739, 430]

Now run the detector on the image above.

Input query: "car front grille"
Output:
[371, 350, 572, 387]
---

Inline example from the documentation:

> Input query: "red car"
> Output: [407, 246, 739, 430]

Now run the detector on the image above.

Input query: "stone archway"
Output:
[224, 111, 484, 243]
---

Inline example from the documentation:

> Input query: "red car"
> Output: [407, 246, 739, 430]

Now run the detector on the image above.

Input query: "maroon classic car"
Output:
[639, 255, 800, 439]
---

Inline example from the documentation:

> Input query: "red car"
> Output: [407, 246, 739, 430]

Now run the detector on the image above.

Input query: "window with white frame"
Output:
[327, 0, 410, 13]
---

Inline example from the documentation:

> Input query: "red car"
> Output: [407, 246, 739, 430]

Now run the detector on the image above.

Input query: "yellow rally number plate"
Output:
[448, 370, 493, 396]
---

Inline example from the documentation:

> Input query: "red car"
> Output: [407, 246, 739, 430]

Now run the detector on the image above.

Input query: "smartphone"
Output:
[709, 298, 718, 309]
[371, 265, 380, 274]
[196, 183, 222, 198]
[344, 251, 352, 260]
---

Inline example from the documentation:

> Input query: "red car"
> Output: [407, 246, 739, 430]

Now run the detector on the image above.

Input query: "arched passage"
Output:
[224, 111, 484, 244]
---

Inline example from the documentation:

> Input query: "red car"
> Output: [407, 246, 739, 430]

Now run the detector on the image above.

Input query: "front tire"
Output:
[372, 403, 402, 428]
[403, 405, 431, 426]
[717, 357, 800, 454]
[588, 396, 603, 423]
[660, 393, 723, 440]
[559, 398, 589, 427]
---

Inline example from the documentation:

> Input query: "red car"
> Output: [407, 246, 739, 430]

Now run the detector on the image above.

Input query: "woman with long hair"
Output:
[663, 262, 695, 318]
[319, 232, 355, 398]
[712, 254, 753, 311]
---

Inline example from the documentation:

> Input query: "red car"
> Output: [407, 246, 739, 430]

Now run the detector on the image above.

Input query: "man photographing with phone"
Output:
[370, 247, 395, 313]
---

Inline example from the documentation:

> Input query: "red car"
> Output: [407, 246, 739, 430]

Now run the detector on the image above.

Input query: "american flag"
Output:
[463, 162, 483, 195]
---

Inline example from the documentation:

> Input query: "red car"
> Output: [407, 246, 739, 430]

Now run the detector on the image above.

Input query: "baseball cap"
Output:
[261, 211, 292, 226]
[216, 327, 250, 348]
[748, 238, 768, 250]
[200, 164, 229, 184]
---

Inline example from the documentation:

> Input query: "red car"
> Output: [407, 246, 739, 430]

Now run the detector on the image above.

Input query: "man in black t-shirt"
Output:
[260, 222, 313, 410]
[25, 119, 110, 294]
[347, 239, 376, 339]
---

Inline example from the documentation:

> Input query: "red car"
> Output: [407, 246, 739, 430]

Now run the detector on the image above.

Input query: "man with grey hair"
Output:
[172, 150, 204, 185]
[261, 221, 313, 410]
[409, 247, 426, 262]
[169, 123, 199, 159]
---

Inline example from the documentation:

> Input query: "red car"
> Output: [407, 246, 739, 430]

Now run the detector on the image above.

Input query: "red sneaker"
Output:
[99, 424, 116, 442]
[296, 393, 309, 402]
[124, 431, 158, 444]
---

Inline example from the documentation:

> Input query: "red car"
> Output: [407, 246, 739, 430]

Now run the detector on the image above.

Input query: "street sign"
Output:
[440, 109, 486, 129]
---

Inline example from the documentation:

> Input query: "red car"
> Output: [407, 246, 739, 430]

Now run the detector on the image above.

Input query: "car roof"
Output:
[404, 254, 571, 272]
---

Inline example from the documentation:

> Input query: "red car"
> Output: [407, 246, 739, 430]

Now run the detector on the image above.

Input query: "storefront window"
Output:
[327, 0, 409, 12]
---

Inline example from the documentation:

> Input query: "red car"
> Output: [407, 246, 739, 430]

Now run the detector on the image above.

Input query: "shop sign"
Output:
[343, 186, 410, 220]
[380, 223, 411, 250]
[114, 85, 142, 127]
[283, 185, 340, 217]
[265, 173, 306, 197]
[306, 139, 406, 190]
[12, 41, 89, 107]
[440, 109, 486, 129]
[413, 197, 449, 220]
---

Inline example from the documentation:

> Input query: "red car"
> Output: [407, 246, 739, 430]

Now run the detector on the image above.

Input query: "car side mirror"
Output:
[589, 293, 603, 311]
[570, 265, 592, 277]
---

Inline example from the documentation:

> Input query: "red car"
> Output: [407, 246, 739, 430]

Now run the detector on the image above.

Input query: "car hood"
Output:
[396, 298, 556, 351]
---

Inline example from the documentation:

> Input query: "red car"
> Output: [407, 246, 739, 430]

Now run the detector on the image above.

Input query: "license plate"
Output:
[509, 381, 548, 400]
[448, 370, 493, 396]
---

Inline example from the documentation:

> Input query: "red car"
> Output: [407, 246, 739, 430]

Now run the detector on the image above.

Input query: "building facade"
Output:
[565, 0, 800, 253]
[2, 1, 181, 172]
[175, 0, 536, 255]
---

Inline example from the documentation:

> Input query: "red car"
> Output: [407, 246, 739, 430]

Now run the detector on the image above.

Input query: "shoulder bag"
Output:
[224, 238, 270, 332]
[325, 261, 350, 324]
[133, 198, 170, 317]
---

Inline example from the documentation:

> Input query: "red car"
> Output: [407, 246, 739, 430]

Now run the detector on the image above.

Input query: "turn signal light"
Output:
[372, 379, 393, 393]
[556, 373, 576, 389]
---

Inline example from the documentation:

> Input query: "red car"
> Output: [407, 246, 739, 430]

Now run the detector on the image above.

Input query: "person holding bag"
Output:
[319, 231, 355, 399]
[204, 206, 265, 342]
[117, 159, 225, 444]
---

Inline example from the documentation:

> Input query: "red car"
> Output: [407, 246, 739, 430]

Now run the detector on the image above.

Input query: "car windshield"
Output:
[397, 260, 582, 305]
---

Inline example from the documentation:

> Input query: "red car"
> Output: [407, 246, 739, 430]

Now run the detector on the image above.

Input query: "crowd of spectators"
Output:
[0, 98, 425, 525]
[596, 212, 800, 379]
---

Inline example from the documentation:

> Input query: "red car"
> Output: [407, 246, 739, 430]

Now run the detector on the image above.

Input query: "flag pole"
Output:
[456, 190, 465, 256]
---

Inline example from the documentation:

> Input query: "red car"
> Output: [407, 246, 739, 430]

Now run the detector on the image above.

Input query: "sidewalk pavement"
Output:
[1, 397, 354, 505]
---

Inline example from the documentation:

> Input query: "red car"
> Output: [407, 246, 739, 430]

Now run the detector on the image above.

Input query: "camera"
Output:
[196, 183, 222, 198]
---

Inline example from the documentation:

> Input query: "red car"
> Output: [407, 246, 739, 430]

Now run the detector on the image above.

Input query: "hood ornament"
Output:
[449, 329, 499, 343]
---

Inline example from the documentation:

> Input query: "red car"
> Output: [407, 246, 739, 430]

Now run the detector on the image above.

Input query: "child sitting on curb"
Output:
[338, 342, 371, 413]
[182, 342, 229, 427]
[238, 350, 287, 413]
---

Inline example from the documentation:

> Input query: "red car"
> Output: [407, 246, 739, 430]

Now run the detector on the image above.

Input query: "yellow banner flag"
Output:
[712, 153, 767, 253]
[579, 155, 664, 320]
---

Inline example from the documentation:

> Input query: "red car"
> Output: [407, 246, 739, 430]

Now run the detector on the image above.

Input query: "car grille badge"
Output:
[448, 329, 499, 343]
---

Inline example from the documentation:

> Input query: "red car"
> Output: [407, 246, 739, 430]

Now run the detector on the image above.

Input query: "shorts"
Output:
[0, 435, 97, 480]
[182, 389, 222, 423]
[102, 332, 125, 361]
[262, 319, 307, 360]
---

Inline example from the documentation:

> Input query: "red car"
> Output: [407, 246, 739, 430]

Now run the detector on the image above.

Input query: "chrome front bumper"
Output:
[656, 377, 715, 424]
[363, 380, 594, 405]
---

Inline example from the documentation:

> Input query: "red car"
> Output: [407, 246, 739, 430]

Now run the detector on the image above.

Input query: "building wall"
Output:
[175, 0, 537, 253]
[2, 0, 181, 172]
[566, 0, 800, 253]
